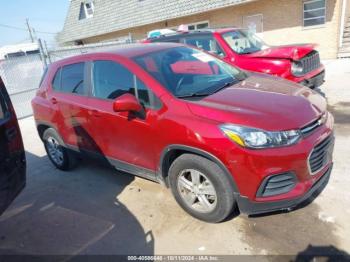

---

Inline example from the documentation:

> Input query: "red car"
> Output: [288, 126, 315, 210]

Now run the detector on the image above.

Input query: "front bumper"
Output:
[299, 70, 325, 89]
[236, 164, 332, 215]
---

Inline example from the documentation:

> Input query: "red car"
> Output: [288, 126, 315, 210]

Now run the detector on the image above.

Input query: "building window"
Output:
[303, 0, 326, 27]
[188, 21, 209, 31]
[79, 1, 94, 20]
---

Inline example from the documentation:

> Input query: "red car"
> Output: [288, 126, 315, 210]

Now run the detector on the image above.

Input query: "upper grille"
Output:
[300, 115, 323, 136]
[299, 51, 321, 75]
[309, 135, 334, 174]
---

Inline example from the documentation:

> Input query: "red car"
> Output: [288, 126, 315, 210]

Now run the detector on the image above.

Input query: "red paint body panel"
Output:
[32, 43, 333, 213]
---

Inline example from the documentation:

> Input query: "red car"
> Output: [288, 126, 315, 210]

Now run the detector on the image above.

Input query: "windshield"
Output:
[222, 30, 268, 54]
[133, 46, 247, 98]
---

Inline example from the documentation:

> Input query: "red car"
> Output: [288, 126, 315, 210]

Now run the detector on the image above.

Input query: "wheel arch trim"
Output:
[158, 144, 240, 194]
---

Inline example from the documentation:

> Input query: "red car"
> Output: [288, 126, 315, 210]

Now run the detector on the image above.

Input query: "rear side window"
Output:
[60, 63, 85, 95]
[52, 68, 62, 91]
[92, 60, 160, 108]
[184, 36, 225, 57]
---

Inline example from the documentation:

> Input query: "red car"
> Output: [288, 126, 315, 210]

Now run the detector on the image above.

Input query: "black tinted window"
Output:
[93, 61, 135, 100]
[52, 68, 61, 91]
[93, 60, 158, 108]
[61, 63, 85, 94]
[185, 36, 224, 57]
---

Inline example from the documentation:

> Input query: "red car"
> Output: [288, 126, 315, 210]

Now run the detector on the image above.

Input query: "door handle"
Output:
[50, 97, 58, 104]
[91, 109, 101, 117]
[6, 127, 17, 141]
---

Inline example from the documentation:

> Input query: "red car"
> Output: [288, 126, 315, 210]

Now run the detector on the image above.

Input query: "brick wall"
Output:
[82, 0, 342, 59]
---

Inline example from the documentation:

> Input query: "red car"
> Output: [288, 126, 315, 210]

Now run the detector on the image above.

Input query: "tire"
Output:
[168, 154, 236, 223]
[43, 128, 78, 171]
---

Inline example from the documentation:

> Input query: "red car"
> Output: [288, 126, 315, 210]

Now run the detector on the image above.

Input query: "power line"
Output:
[0, 22, 57, 35]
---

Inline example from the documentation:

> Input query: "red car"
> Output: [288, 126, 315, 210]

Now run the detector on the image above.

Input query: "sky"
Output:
[0, 0, 70, 48]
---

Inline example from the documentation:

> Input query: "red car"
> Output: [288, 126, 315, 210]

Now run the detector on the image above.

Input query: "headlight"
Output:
[220, 124, 301, 149]
[291, 61, 304, 76]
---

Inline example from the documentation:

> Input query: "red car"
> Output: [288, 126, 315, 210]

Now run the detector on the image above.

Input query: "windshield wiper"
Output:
[210, 79, 239, 95]
[176, 78, 243, 99]
[176, 92, 211, 99]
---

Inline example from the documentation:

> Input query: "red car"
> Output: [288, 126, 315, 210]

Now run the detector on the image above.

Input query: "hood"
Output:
[187, 74, 327, 131]
[245, 44, 317, 60]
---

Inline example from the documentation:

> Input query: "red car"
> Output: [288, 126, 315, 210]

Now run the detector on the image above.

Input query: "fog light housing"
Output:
[256, 172, 297, 197]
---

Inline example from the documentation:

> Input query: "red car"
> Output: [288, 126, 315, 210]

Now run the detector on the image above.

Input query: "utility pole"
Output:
[44, 40, 52, 64]
[25, 18, 34, 43]
[38, 38, 48, 68]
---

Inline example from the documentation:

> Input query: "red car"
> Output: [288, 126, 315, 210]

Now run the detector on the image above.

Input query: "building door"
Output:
[243, 14, 263, 37]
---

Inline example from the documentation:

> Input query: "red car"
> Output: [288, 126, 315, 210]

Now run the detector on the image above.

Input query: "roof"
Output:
[50, 42, 184, 65]
[147, 27, 239, 41]
[59, 0, 255, 43]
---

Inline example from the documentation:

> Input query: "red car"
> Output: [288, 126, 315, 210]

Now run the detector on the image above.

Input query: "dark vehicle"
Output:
[0, 77, 26, 215]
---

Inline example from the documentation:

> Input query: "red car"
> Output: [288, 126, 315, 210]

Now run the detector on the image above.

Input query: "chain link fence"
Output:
[0, 39, 132, 119]
[0, 54, 45, 119]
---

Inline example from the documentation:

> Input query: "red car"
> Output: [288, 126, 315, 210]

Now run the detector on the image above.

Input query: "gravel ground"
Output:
[0, 59, 349, 259]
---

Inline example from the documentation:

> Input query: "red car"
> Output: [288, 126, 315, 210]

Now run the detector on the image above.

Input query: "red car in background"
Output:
[32, 43, 333, 222]
[146, 28, 325, 89]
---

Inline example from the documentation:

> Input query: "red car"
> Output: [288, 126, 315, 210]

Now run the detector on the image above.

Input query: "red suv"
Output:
[146, 28, 325, 89]
[32, 43, 334, 222]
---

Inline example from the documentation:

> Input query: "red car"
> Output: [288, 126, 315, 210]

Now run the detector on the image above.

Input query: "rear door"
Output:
[47, 62, 92, 152]
[0, 77, 26, 215]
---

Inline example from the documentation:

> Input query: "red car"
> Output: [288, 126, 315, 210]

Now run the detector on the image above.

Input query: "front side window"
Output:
[185, 35, 224, 57]
[92, 60, 158, 108]
[303, 0, 326, 27]
[61, 63, 85, 95]
[133, 46, 247, 98]
[222, 30, 268, 55]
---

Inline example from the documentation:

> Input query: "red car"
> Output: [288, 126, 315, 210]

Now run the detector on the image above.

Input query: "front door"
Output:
[87, 59, 162, 178]
[0, 77, 26, 215]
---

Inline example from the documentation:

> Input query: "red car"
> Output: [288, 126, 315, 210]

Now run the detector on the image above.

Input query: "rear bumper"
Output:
[236, 164, 332, 215]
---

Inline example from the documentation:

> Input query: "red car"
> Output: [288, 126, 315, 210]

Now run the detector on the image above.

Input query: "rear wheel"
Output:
[168, 154, 236, 223]
[43, 128, 77, 171]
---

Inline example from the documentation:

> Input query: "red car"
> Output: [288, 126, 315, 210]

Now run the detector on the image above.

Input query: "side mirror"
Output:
[113, 93, 142, 113]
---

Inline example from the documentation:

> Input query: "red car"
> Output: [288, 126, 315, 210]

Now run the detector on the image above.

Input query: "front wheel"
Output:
[168, 154, 236, 223]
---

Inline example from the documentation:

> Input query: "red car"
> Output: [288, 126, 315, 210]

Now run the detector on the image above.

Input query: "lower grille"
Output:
[309, 135, 334, 174]
[257, 172, 297, 197]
